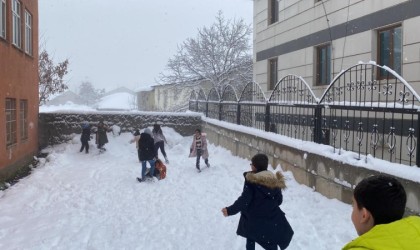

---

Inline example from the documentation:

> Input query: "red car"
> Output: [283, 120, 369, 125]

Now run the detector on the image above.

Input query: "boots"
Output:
[164, 156, 169, 164]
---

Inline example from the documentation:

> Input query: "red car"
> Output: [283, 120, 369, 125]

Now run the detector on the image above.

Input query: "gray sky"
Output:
[39, 0, 253, 92]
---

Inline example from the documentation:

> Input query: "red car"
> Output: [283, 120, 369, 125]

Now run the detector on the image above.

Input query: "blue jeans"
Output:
[141, 160, 155, 179]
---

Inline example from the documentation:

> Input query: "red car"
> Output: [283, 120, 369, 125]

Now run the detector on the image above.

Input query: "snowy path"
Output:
[0, 128, 356, 249]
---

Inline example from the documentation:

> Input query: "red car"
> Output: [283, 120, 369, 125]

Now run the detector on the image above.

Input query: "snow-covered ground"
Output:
[0, 127, 356, 250]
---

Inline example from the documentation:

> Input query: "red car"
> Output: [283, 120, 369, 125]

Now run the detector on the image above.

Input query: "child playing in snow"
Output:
[221, 153, 294, 250]
[152, 124, 169, 164]
[189, 128, 210, 172]
[342, 175, 420, 249]
[79, 122, 91, 154]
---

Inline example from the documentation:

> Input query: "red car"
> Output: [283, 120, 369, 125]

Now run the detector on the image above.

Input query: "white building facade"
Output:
[253, 0, 420, 96]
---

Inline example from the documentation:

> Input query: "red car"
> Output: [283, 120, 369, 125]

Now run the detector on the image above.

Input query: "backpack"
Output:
[155, 159, 167, 180]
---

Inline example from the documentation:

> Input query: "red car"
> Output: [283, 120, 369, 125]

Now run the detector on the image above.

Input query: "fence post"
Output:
[265, 103, 270, 132]
[237, 104, 241, 125]
[417, 112, 420, 167]
[219, 102, 222, 121]
[314, 106, 323, 143]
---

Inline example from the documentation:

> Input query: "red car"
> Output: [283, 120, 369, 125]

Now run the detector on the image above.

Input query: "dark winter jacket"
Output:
[138, 132, 155, 161]
[80, 127, 91, 143]
[226, 171, 294, 250]
[96, 123, 109, 146]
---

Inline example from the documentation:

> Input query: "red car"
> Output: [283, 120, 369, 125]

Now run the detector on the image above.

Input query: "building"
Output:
[0, 0, 38, 182]
[253, 0, 420, 96]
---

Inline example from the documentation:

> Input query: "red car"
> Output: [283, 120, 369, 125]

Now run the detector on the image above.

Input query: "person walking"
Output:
[79, 122, 91, 154]
[189, 128, 210, 172]
[221, 153, 294, 250]
[137, 128, 156, 182]
[152, 124, 169, 164]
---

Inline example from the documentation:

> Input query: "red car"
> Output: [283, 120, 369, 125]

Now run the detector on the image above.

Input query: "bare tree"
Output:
[38, 49, 69, 105]
[159, 11, 252, 93]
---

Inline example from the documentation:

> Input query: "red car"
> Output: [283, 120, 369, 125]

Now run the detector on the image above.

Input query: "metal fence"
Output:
[188, 62, 420, 167]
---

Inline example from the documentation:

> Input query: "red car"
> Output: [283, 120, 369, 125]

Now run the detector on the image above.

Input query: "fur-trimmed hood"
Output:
[245, 171, 286, 190]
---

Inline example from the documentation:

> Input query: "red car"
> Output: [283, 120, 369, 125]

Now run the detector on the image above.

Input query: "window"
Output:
[0, 0, 5, 39]
[24, 10, 32, 55]
[6, 98, 17, 146]
[12, 0, 21, 48]
[268, 0, 278, 25]
[269, 57, 278, 90]
[378, 25, 402, 78]
[316, 44, 331, 86]
[20, 99, 28, 140]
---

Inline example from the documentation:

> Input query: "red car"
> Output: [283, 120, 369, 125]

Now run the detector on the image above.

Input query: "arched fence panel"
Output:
[197, 88, 207, 115]
[207, 87, 221, 120]
[188, 90, 198, 112]
[319, 62, 420, 166]
[185, 62, 420, 167]
[239, 81, 267, 131]
[268, 75, 318, 141]
[220, 84, 239, 124]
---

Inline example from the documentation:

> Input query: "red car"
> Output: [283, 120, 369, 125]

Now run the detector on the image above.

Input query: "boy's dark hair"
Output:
[251, 154, 268, 172]
[354, 175, 406, 225]
[195, 128, 201, 133]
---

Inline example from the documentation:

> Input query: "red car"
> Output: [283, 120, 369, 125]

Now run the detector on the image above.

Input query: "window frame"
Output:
[315, 43, 331, 86]
[12, 0, 21, 48]
[377, 25, 402, 79]
[0, 0, 5, 39]
[24, 9, 32, 55]
[268, 0, 279, 25]
[6, 98, 17, 147]
[20, 99, 28, 141]
[268, 57, 278, 90]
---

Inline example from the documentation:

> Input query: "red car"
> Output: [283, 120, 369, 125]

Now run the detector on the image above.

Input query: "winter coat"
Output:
[342, 216, 420, 250]
[154, 159, 167, 180]
[189, 133, 209, 159]
[80, 127, 91, 143]
[138, 132, 155, 161]
[226, 171, 294, 250]
[96, 123, 109, 145]
[130, 135, 141, 149]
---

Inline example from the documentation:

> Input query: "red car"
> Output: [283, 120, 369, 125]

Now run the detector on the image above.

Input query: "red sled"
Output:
[155, 159, 167, 180]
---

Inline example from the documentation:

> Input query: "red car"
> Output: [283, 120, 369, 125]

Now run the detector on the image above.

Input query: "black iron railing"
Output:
[188, 62, 420, 167]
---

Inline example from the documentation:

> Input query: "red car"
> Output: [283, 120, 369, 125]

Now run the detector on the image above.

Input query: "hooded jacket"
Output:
[138, 129, 155, 161]
[342, 216, 420, 250]
[226, 170, 294, 250]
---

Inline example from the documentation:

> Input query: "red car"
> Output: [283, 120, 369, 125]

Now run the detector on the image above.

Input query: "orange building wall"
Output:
[0, 0, 39, 179]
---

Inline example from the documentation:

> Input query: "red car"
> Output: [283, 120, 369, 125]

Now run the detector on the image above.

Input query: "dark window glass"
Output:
[316, 44, 331, 86]
[378, 26, 402, 78]
[269, 58, 278, 90]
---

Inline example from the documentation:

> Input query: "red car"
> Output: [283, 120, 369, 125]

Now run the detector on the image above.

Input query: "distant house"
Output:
[45, 90, 85, 106]
[0, 0, 39, 182]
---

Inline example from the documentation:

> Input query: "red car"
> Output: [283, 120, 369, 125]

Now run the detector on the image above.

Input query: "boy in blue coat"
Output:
[222, 153, 294, 250]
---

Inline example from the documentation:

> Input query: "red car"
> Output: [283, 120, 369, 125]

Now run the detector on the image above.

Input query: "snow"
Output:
[0, 127, 357, 249]
[96, 92, 137, 111]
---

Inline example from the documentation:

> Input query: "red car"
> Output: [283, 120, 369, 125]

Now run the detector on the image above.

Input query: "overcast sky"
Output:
[38, 0, 253, 92]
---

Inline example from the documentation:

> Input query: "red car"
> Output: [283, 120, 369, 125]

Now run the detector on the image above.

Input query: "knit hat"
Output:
[143, 128, 152, 136]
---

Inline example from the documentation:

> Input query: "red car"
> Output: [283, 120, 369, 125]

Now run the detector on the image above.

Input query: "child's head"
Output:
[251, 153, 268, 172]
[195, 129, 201, 136]
[351, 175, 406, 235]
[153, 124, 161, 132]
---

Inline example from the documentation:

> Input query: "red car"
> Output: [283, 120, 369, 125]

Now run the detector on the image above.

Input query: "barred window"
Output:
[6, 98, 17, 146]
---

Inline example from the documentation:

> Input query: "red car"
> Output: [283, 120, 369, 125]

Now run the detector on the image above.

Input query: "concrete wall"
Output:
[203, 121, 420, 215]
